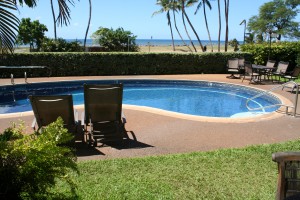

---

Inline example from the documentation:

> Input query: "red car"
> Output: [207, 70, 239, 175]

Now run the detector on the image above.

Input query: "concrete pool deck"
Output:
[0, 74, 299, 161]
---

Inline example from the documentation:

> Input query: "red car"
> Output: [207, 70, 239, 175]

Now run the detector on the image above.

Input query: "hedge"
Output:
[0, 52, 252, 78]
[240, 41, 300, 71]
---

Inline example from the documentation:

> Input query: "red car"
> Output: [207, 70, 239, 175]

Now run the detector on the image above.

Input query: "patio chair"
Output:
[226, 58, 240, 79]
[83, 83, 128, 146]
[283, 67, 300, 82]
[262, 60, 276, 80]
[272, 61, 289, 82]
[272, 152, 300, 200]
[241, 61, 260, 83]
[29, 95, 83, 145]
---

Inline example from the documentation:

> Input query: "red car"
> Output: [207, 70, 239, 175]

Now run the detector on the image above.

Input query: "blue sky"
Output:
[16, 0, 294, 41]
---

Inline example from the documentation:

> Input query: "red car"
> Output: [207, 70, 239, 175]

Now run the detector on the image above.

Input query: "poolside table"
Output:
[252, 64, 274, 82]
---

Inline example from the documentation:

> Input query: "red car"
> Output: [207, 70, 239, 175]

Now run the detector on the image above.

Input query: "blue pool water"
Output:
[0, 80, 281, 117]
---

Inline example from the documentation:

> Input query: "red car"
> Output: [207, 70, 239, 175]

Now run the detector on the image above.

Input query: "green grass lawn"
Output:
[51, 139, 300, 200]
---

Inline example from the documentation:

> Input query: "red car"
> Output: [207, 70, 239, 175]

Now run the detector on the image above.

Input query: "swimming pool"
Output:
[0, 79, 281, 117]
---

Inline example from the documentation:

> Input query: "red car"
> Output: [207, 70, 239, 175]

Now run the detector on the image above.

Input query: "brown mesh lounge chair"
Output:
[283, 67, 300, 82]
[241, 61, 260, 83]
[272, 61, 289, 82]
[272, 152, 300, 200]
[226, 58, 240, 79]
[83, 83, 128, 146]
[29, 95, 82, 144]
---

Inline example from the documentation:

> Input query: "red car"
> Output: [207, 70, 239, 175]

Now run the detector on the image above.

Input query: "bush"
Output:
[0, 52, 252, 77]
[0, 118, 78, 199]
[41, 38, 83, 52]
[240, 41, 300, 70]
[296, 53, 300, 67]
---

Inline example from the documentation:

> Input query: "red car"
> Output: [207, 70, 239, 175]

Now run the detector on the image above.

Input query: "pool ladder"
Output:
[246, 81, 299, 117]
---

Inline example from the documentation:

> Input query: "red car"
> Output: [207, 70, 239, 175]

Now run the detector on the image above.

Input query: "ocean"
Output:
[66, 39, 226, 46]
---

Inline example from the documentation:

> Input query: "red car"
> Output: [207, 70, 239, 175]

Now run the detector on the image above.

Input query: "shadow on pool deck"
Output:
[0, 74, 299, 161]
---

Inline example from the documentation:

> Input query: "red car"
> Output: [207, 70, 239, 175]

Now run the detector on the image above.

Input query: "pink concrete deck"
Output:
[0, 74, 299, 161]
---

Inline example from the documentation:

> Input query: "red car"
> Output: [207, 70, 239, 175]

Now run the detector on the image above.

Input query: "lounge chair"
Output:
[272, 61, 289, 82]
[283, 67, 300, 82]
[241, 61, 260, 83]
[29, 95, 82, 145]
[272, 152, 300, 200]
[226, 58, 240, 79]
[83, 83, 128, 146]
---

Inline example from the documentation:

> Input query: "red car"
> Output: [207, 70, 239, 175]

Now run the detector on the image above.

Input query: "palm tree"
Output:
[180, 0, 197, 52]
[195, 0, 213, 52]
[224, 0, 229, 52]
[217, 0, 221, 52]
[170, 0, 193, 52]
[50, 0, 76, 40]
[84, 0, 92, 49]
[153, 0, 175, 51]
[0, 0, 20, 53]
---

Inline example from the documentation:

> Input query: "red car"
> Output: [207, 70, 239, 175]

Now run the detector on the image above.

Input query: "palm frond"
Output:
[0, 0, 20, 53]
[16, 0, 37, 7]
[56, 0, 75, 26]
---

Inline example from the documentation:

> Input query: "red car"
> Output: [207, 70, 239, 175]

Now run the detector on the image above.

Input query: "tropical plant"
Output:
[50, 0, 77, 40]
[195, 0, 213, 52]
[17, 18, 48, 51]
[0, 118, 78, 199]
[228, 38, 239, 51]
[180, 0, 197, 52]
[84, 0, 92, 49]
[91, 27, 139, 52]
[153, 0, 175, 51]
[170, 0, 193, 52]
[0, 0, 20, 53]
[247, 0, 300, 41]
[41, 37, 82, 52]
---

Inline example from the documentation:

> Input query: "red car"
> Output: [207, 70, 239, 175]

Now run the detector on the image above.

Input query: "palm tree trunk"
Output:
[181, 9, 197, 52]
[50, 0, 57, 40]
[167, 11, 175, 51]
[224, 0, 229, 52]
[172, 8, 192, 52]
[217, 0, 221, 52]
[84, 0, 92, 50]
[203, 2, 213, 52]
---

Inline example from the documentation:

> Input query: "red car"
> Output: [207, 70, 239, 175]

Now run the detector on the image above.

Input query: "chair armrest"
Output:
[121, 111, 127, 124]
[31, 117, 37, 131]
[272, 152, 300, 163]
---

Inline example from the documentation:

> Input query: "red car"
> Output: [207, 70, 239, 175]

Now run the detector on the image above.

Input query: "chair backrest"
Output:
[227, 58, 239, 69]
[266, 60, 276, 68]
[276, 61, 289, 73]
[84, 84, 123, 124]
[29, 95, 75, 128]
[272, 152, 300, 200]
[238, 58, 245, 68]
[292, 67, 300, 77]
[244, 61, 253, 75]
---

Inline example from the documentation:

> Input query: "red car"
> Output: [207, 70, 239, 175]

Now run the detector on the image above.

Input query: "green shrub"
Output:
[240, 41, 300, 70]
[296, 53, 300, 67]
[0, 118, 78, 199]
[0, 52, 252, 77]
[41, 38, 83, 52]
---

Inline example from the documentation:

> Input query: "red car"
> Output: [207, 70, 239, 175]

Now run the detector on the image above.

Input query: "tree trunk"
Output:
[203, 1, 213, 52]
[217, 0, 221, 52]
[167, 11, 175, 51]
[50, 0, 57, 40]
[172, 8, 192, 52]
[224, 0, 229, 52]
[181, 1, 197, 52]
[84, 0, 92, 50]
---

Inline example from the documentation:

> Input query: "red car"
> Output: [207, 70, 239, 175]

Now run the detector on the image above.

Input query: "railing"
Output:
[246, 81, 299, 117]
